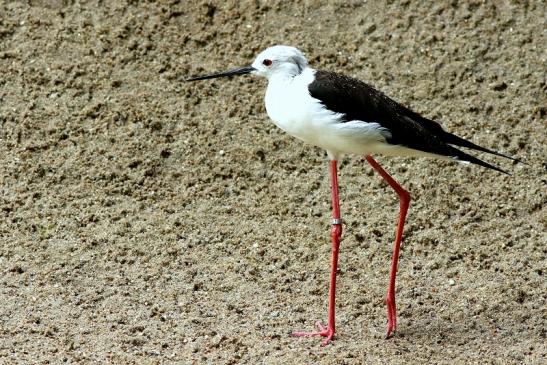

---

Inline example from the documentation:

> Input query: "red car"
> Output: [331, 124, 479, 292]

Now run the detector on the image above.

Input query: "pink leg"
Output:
[365, 155, 410, 338]
[292, 159, 342, 346]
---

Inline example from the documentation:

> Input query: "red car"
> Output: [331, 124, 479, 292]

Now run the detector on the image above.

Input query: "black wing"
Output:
[308, 70, 515, 173]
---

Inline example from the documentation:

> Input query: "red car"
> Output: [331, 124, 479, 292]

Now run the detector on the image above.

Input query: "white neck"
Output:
[267, 63, 306, 82]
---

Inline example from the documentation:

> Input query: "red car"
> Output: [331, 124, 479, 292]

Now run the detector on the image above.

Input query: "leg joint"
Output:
[400, 189, 411, 203]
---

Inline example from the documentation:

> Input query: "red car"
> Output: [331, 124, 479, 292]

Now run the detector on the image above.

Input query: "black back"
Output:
[308, 70, 512, 173]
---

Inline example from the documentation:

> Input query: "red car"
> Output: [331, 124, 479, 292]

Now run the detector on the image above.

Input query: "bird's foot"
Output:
[292, 321, 335, 346]
[385, 293, 397, 339]
[385, 320, 396, 339]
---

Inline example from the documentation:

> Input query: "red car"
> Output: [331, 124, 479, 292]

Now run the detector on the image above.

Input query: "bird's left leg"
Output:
[365, 155, 410, 339]
[292, 159, 342, 346]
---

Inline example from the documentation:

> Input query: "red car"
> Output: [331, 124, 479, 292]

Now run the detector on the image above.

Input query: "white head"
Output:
[251, 45, 308, 79]
[186, 45, 308, 82]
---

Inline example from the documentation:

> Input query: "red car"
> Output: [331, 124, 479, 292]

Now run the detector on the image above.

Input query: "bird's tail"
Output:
[449, 146, 510, 174]
[440, 130, 525, 175]
[442, 131, 521, 163]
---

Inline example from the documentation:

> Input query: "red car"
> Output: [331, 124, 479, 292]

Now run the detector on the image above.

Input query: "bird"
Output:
[186, 45, 519, 346]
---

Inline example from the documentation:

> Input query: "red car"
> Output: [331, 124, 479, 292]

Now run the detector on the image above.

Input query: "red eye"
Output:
[262, 59, 272, 66]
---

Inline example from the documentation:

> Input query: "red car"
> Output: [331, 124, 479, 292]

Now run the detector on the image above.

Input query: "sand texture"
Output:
[1, 1, 545, 364]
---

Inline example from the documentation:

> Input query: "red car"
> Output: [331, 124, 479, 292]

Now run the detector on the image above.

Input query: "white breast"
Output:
[265, 68, 331, 138]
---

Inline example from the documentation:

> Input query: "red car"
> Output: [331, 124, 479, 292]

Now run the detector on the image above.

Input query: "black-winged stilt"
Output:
[186, 45, 518, 345]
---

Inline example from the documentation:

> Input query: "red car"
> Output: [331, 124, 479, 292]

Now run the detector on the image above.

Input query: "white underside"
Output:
[264, 68, 450, 161]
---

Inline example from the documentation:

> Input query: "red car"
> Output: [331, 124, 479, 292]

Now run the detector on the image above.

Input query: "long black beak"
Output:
[186, 66, 256, 82]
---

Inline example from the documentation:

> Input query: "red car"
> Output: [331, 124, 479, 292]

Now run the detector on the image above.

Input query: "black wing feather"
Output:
[308, 70, 514, 173]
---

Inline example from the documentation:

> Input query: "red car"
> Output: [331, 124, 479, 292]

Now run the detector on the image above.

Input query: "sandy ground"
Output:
[1, 1, 545, 364]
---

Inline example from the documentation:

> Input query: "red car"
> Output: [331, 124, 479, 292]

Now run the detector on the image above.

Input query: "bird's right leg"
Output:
[365, 155, 410, 339]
